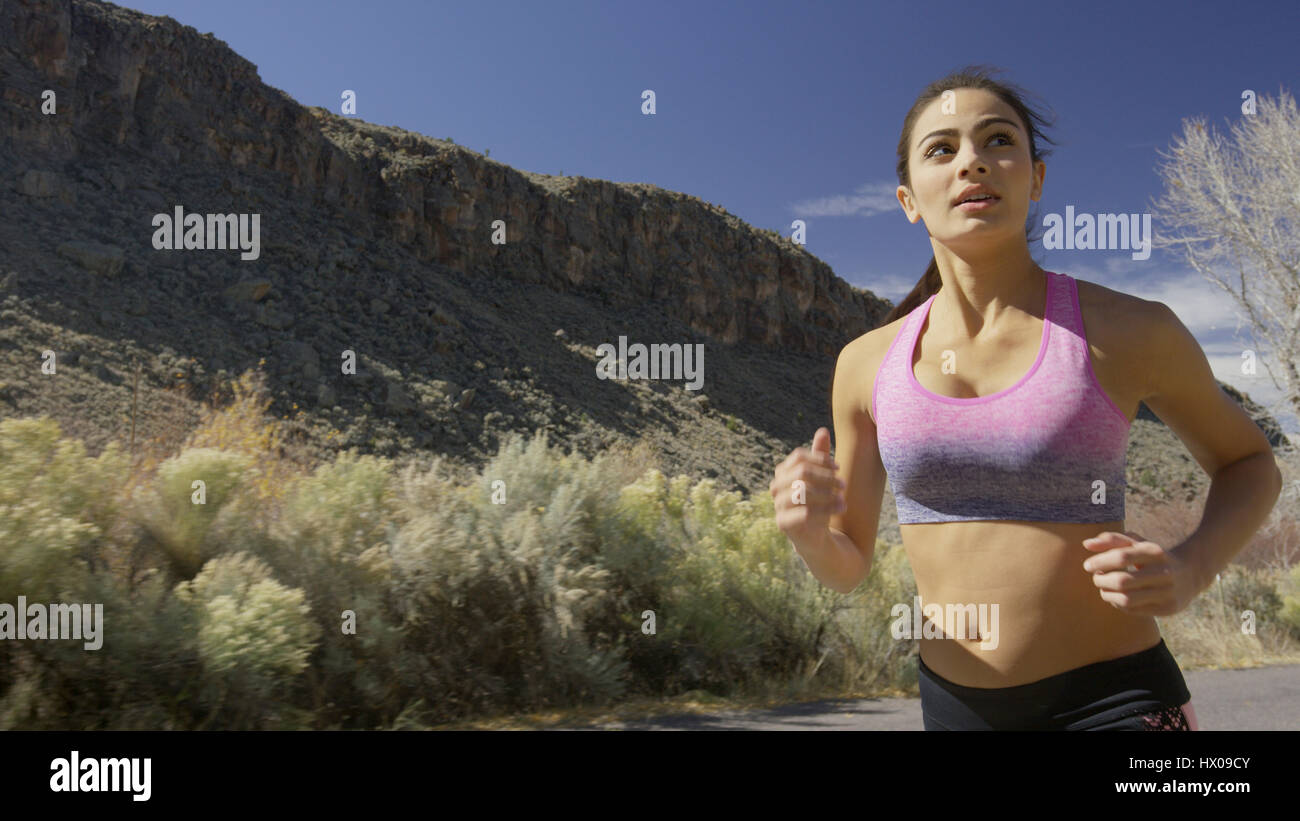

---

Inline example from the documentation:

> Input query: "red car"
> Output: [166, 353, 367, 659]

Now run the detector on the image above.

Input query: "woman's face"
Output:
[897, 87, 1044, 247]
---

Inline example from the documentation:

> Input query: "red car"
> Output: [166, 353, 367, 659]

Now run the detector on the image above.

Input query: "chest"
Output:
[909, 286, 1142, 424]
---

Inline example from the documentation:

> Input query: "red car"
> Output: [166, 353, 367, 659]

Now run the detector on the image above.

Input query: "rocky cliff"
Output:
[0, 0, 887, 355]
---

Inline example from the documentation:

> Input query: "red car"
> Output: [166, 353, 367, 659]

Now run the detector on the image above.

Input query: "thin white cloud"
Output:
[1065, 264, 1256, 339]
[846, 270, 928, 305]
[790, 181, 900, 218]
[1121, 276, 1248, 338]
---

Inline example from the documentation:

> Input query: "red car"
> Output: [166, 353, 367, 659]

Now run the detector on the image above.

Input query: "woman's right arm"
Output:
[773, 335, 889, 594]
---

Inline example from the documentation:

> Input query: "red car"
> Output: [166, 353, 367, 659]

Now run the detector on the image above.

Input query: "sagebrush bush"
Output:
[4, 569, 203, 730]
[256, 450, 407, 727]
[834, 539, 921, 693]
[1219, 565, 1284, 627]
[1159, 561, 1296, 667]
[3, 376, 1296, 728]
[381, 433, 637, 722]
[598, 467, 919, 700]
[0, 416, 127, 603]
[132, 447, 256, 579]
[175, 553, 320, 728]
[621, 470, 833, 692]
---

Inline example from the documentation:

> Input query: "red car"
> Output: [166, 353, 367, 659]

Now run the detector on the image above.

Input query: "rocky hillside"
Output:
[0, 0, 1290, 546]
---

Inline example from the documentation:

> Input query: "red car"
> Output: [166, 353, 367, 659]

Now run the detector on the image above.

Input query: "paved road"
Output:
[561, 664, 1300, 730]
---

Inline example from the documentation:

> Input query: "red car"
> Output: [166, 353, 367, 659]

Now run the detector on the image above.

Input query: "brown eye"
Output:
[925, 130, 1015, 159]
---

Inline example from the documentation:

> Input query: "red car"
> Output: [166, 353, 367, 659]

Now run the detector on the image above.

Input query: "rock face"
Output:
[0, 0, 890, 358]
[56, 241, 125, 276]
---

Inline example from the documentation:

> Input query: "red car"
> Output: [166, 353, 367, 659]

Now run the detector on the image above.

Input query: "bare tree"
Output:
[1148, 87, 1300, 436]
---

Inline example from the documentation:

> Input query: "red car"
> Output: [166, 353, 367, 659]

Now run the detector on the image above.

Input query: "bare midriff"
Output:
[900, 518, 1162, 688]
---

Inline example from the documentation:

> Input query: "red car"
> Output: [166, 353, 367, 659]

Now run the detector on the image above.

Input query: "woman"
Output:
[770, 66, 1283, 730]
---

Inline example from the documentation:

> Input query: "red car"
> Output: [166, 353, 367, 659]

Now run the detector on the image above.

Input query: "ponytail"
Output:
[879, 257, 941, 328]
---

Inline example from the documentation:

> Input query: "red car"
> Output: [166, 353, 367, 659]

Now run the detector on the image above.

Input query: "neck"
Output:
[930, 246, 1046, 340]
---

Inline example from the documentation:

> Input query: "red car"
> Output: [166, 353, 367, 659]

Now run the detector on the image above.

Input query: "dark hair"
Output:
[879, 65, 1058, 327]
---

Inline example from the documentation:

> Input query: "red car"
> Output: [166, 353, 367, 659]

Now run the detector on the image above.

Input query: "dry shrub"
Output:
[171, 366, 314, 528]
[1129, 456, 1300, 666]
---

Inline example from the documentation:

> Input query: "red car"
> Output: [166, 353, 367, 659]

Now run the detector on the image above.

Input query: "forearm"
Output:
[1171, 451, 1284, 594]
[790, 528, 869, 594]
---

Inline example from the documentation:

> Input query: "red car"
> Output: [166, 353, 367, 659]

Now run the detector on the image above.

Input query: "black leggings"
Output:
[918, 639, 1195, 730]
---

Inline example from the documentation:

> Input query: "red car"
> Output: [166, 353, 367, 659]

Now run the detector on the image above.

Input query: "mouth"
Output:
[954, 195, 1000, 210]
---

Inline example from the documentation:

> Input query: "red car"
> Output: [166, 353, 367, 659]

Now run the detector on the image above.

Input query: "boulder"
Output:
[56, 241, 125, 277]
[224, 279, 273, 302]
[19, 169, 72, 200]
[275, 340, 320, 380]
[384, 381, 415, 414]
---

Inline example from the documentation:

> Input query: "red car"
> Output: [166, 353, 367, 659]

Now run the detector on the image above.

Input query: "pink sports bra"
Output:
[872, 271, 1130, 524]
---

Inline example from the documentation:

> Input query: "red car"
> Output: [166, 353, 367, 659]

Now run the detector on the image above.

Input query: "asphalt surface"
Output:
[560, 664, 1300, 730]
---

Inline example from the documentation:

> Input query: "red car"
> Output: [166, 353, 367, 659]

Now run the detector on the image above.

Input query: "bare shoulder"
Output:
[1073, 277, 1175, 398]
[1073, 277, 1163, 348]
[1074, 277, 1150, 320]
[838, 316, 909, 424]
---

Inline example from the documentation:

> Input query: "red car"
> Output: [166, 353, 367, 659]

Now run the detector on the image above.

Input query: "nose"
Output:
[956, 149, 989, 177]
[953, 139, 991, 176]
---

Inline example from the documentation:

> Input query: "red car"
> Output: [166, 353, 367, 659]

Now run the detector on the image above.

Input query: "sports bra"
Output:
[872, 270, 1130, 524]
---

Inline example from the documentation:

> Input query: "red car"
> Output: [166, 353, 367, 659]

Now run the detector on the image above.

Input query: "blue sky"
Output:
[128, 0, 1300, 435]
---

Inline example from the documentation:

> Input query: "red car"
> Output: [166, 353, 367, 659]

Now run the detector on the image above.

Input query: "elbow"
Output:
[838, 561, 872, 596]
[1223, 450, 1285, 500]
[1263, 452, 1285, 498]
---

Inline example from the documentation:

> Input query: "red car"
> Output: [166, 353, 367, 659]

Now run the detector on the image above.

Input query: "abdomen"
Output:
[899, 518, 1163, 687]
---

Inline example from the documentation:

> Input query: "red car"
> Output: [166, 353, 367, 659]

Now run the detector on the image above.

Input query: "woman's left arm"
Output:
[1139, 301, 1284, 592]
[1084, 300, 1284, 613]
[1173, 450, 1284, 593]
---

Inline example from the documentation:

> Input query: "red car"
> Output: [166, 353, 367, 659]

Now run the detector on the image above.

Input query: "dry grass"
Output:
[1129, 454, 1300, 669]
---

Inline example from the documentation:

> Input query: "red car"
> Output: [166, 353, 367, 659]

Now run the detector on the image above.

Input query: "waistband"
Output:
[918, 639, 1190, 707]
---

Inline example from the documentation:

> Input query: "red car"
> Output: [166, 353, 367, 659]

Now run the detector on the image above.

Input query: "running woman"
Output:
[771, 66, 1283, 730]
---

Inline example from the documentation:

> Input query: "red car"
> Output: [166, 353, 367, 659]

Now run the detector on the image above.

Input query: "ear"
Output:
[1029, 158, 1046, 202]
[897, 185, 921, 224]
